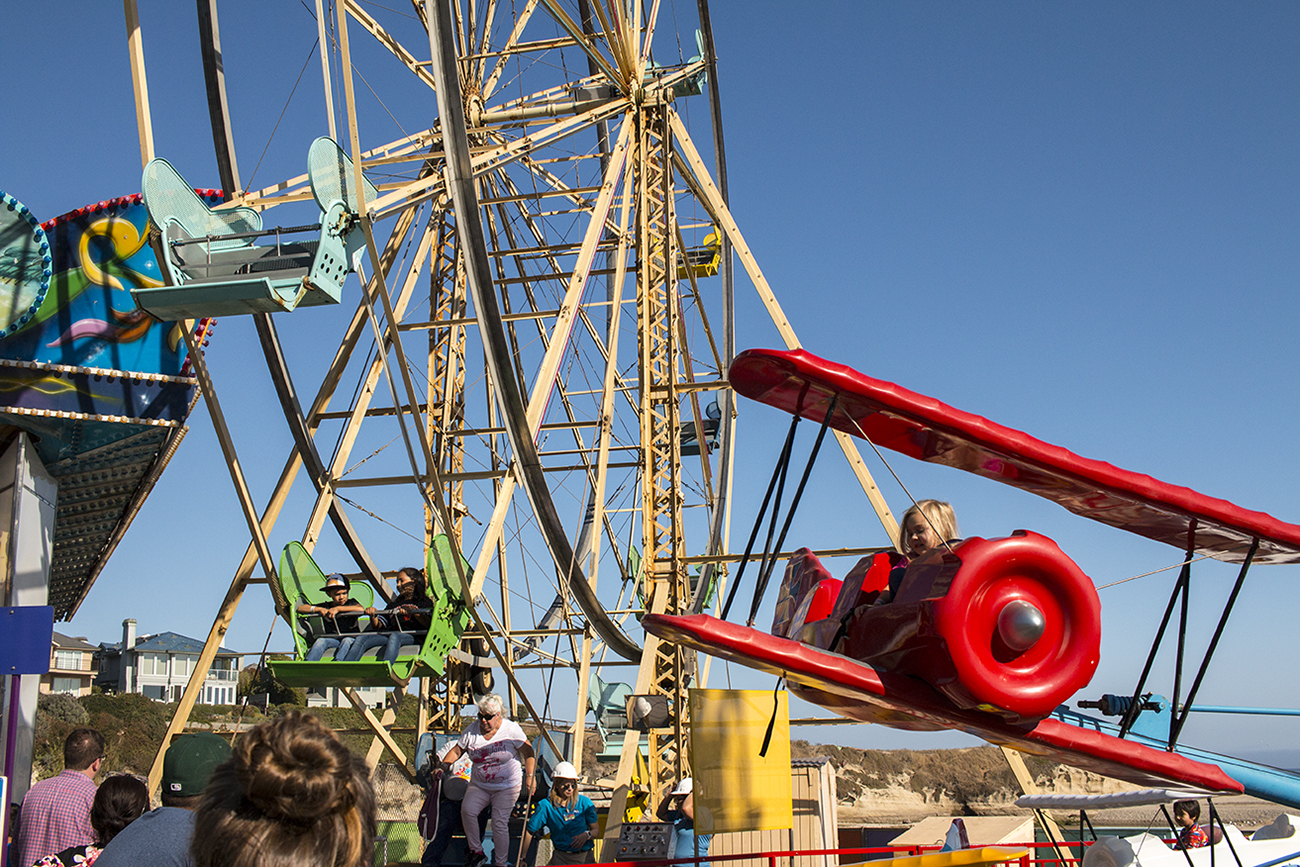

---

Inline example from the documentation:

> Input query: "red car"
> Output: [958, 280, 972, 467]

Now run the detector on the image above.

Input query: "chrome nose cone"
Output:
[998, 599, 1045, 652]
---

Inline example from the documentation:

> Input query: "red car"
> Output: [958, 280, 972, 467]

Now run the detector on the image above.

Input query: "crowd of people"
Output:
[12, 714, 376, 867]
[10, 701, 706, 867]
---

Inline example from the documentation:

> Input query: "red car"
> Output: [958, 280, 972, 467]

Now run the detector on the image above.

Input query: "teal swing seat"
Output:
[268, 535, 472, 689]
[133, 137, 378, 320]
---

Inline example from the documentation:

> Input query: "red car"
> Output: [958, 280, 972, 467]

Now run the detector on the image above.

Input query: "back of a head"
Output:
[163, 732, 233, 808]
[64, 728, 106, 772]
[192, 711, 375, 867]
[91, 775, 151, 845]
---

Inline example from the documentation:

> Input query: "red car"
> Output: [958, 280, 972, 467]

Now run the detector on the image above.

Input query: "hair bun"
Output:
[238, 713, 357, 823]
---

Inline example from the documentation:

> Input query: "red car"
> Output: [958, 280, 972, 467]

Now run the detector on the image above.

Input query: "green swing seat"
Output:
[268, 535, 472, 689]
[133, 137, 378, 320]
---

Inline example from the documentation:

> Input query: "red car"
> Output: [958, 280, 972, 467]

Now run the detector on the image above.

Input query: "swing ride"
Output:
[644, 346, 1300, 797]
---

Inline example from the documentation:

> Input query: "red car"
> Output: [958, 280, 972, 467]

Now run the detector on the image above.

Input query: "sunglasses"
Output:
[554, 780, 576, 789]
[477, 712, 498, 721]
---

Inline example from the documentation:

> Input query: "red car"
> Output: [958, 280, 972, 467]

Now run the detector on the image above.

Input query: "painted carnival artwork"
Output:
[0, 189, 204, 617]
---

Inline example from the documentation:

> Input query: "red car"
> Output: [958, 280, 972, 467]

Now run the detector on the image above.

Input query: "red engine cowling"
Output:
[843, 530, 1100, 722]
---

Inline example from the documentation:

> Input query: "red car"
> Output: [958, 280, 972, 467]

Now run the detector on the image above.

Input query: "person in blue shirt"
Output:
[657, 778, 711, 865]
[520, 762, 598, 865]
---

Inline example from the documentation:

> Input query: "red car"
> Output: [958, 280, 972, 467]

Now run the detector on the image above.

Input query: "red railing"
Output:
[587, 840, 1107, 867]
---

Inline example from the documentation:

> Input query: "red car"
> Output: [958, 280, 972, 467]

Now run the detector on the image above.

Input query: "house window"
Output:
[140, 653, 167, 676]
[51, 677, 80, 694]
[174, 656, 193, 678]
[142, 685, 165, 700]
[54, 651, 81, 670]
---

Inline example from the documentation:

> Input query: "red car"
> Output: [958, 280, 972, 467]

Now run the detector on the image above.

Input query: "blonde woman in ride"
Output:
[440, 695, 536, 867]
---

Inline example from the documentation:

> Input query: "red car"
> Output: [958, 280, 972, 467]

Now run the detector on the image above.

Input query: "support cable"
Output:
[747, 395, 838, 627]
[719, 411, 799, 621]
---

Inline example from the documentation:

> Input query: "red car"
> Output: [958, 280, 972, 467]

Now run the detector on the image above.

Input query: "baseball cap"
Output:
[671, 777, 692, 796]
[163, 732, 232, 797]
[325, 573, 349, 590]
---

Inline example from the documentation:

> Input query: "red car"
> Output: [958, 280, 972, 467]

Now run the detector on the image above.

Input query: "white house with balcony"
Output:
[41, 632, 99, 697]
[95, 619, 241, 705]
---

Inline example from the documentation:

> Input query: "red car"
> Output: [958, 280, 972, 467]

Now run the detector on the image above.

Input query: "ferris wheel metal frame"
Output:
[122, 0, 900, 827]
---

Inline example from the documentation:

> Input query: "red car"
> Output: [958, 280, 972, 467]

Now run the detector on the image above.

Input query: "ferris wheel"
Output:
[132, 0, 893, 815]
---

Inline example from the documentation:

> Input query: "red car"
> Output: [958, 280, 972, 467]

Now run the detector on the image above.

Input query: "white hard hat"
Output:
[671, 777, 693, 796]
[552, 761, 579, 780]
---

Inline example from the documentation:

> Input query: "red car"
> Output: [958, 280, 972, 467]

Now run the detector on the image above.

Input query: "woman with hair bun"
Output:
[32, 774, 150, 867]
[191, 711, 376, 867]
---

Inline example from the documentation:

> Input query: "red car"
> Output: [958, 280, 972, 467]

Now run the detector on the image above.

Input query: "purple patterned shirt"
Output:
[18, 770, 98, 866]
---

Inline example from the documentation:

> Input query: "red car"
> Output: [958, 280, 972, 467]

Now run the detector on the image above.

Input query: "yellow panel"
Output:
[689, 688, 793, 833]
[883, 848, 1029, 867]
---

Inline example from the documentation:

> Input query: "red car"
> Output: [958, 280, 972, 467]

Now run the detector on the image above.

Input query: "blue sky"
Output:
[5, 2, 1300, 762]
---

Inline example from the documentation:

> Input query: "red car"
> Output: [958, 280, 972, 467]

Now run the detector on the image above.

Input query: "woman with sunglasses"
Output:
[520, 762, 598, 865]
[440, 695, 536, 867]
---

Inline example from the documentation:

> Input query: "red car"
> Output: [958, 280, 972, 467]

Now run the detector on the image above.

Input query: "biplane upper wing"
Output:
[729, 348, 1300, 564]
[643, 613, 1243, 794]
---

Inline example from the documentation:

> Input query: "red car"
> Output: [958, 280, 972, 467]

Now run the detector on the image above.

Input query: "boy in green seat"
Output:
[297, 574, 365, 661]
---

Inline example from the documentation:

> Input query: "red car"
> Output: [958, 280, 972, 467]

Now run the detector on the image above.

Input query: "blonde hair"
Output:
[896, 499, 959, 552]
[192, 711, 375, 867]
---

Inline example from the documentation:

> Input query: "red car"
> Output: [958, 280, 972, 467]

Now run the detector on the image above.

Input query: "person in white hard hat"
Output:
[520, 762, 598, 865]
[656, 778, 711, 865]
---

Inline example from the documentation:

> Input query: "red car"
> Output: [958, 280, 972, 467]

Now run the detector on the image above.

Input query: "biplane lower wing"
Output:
[643, 613, 1243, 794]
[728, 348, 1300, 564]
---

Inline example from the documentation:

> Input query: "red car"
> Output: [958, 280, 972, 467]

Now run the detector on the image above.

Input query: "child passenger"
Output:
[342, 567, 433, 664]
[1174, 799, 1209, 850]
[297, 574, 365, 661]
[898, 499, 959, 561]
[878, 499, 959, 604]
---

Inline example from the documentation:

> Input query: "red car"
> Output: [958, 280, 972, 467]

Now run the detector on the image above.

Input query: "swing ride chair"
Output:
[268, 536, 472, 689]
[642, 346, 1300, 797]
[677, 228, 721, 280]
[678, 399, 722, 457]
[133, 136, 378, 320]
[588, 672, 647, 762]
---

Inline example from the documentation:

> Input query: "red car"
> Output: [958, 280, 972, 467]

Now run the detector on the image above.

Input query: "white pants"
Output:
[462, 782, 521, 866]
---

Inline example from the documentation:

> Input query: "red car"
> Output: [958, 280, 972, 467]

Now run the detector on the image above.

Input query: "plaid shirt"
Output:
[18, 769, 98, 866]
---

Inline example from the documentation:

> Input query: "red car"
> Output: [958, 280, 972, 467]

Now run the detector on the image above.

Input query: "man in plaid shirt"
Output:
[17, 729, 105, 866]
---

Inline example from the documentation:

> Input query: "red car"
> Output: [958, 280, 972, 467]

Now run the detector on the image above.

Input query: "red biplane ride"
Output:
[644, 348, 1300, 796]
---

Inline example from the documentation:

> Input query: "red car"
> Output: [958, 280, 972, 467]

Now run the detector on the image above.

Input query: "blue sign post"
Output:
[3, 604, 54, 867]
